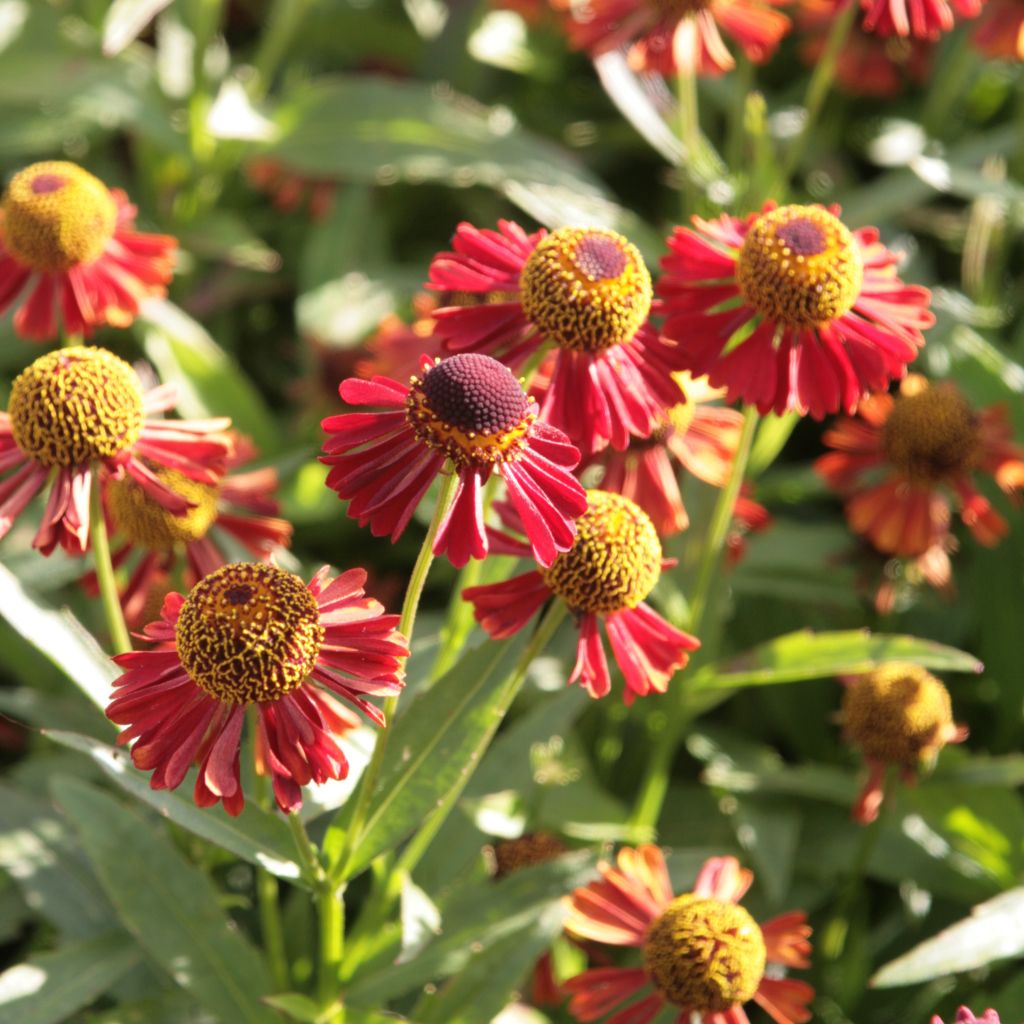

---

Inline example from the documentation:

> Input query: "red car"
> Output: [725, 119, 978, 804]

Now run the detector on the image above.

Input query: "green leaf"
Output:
[102, 0, 174, 56]
[43, 730, 306, 887]
[0, 782, 115, 939]
[329, 631, 531, 880]
[0, 564, 117, 716]
[264, 75, 660, 256]
[347, 851, 596, 1006]
[51, 778, 277, 1024]
[691, 630, 983, 690]
[0, 934, 140, 1024]
[871, 887, 1024, 987]
[262, 993, 328, 1022]
[748, 412, 800, 476]
[138, 299, 281, 455]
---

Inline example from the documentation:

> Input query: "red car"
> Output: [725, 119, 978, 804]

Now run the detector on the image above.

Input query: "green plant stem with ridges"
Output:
[253, 767, 289, 992]
[317, 884, 345, 1023]
[781, 0, 858, 183]
[677, 67, 702, 214]
[629, 407, 759, 832]
[334, 469, 460, 880]
[90, 467, 132, 657]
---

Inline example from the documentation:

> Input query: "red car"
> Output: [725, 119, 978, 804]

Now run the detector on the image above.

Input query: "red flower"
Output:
[860, 0, 981, 38]
[562, 846, 813, 1024]
[839, 663, 967, 823]
[799, 0, 933, 96]
[594, 374, 744, 535]
[972, 0, 1024, 58]
[245, 158, 337, 222]
[932, 1010, 1001, 1024]
[659, 202, 934, 418]
[552, 0, 790, 76]
[321, 353, 587, 568]
[85, 436, 292, 625]
[815, 376, 1024, 557]
[107, 562, 408, 815]
[428, 221, 685, 456]
[0, 347, 232, 556]
[0, 162, 176, 342]
[464, 490, 699, 701]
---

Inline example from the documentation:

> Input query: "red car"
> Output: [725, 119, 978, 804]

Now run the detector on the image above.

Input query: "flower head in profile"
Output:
[0, 347, 232, 556]
[972, 0, 1024, 59]
[932, 1009, 1001, 1024]
[428, 222, 685, 456]
[0, 161, 176, 341]
[107, 562, 408, 815]
[660, 202, 934, 418]
[87, 436, 292, 625]
[465, 490, 699, 701]
[593, 374, 744, 535]
[562, 846, 813, 1024]
[553, 0, 790, 76]
[321, 353, 587, 568]
[860, 0, 981, 38]
[839, 662, 967, 823]
[815, 376, 1024, 557]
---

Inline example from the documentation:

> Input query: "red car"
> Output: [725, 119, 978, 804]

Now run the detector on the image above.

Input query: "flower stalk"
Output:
[89, 467, 132, 657]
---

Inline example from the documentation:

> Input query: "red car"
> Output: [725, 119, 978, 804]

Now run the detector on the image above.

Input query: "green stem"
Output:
[89, 468, 132, 657]
[287, 811, 327, 886]
[676, 67, 701, 215]
[250, 0, 317, 100]
[629, 407, 758, 833]
[351, 601, 568, 936]
[780, 0, 858, 183]
[317, 884, 345, 1022]
[921, 31, 976, 139]
[335, 470, 459, 876]
[253, 769, 289, 991]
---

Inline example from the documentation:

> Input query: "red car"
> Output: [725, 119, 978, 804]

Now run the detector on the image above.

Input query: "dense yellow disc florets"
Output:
[643, 895, 766, 1011]
[2, 162, 117, 272]
[841, 662, 955, 765]
[107, 468, 220, 551]
[491, 832, 568, 879]
[407, 354, 534, 468]
[542, 490, 661, 614]
[176, 563, 323, 705]
[519, 227, 652, 352]
[736, 205, 864, 327]
[8, 347, 145, 468]
[882, 383, 978, 483]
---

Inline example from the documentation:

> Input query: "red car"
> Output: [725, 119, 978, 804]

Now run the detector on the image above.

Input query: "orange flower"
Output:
[972, 0, 1024, 59]
[563, 846, 813, 1023]
[815, 375, 1024, 557]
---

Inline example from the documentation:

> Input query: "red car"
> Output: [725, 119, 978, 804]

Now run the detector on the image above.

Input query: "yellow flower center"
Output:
[541, 490, 661, 614]
[175, 563, 324, 705]
[881, 383, 979, 483]
[491, 832, 568, 878]
[2, 161, 118, 272]
[519, 227, 652, 352]
[8, 347, 145, 468]
[736, 205, 864, 327]
[407, 353, 534, 468]
[107, 467, 220, 551]
[643, 895, 766, 1011]
[841, 662, 955, 765]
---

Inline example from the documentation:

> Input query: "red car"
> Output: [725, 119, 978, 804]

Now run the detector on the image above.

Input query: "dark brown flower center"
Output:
[881, 383, 978, 482]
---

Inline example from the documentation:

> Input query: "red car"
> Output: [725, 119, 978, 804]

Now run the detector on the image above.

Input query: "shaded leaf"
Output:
[0, 934, 140, 1024]
[52, 778, 276, 1024]
[44, 730, 306, 887]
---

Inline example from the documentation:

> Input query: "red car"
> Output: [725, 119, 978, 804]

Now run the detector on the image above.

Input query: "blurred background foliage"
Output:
[0, 1, 1023, 1022]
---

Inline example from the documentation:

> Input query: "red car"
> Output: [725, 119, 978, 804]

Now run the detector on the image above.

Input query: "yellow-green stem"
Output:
[335, 470, 459, 878]
[676, 67, 701, 214]
[781, 0, 858, 183]
[89, 468, 131, 656]
[317, 884, 345, 1022]
[253, 766, 289, 991]
[250, 0, 317, 100]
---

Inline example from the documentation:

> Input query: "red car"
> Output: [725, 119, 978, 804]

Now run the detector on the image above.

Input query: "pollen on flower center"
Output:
[542, 490, 661, 614]
[643, 895, 767, 1011]
[3, 161, 118, 271]
[519, 227, 652, 352]
[841, 662, 955, 765]
[107, 467, 220, 551]
[8, 347, 145, 468]
[881, 383, 978, 482]
[175, 563, 324, 705]
[736, 205, 864, 327]
[407, 353, 534, 468]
